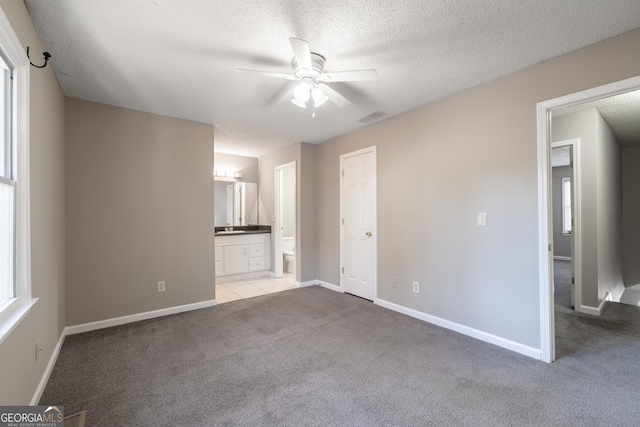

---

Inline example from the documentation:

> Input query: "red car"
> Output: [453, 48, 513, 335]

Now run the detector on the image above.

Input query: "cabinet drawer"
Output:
[249, 257, 265, 271]
[215, 246, 223, 262]
[249, 243, 265, 257]
[215, 261, 223, 277]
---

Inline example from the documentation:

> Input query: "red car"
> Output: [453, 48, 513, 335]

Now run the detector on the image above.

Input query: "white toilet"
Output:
[282, 236, 295, 274]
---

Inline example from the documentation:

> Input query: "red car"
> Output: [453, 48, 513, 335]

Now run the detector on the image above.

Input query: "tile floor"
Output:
[215, 273, 297, 304]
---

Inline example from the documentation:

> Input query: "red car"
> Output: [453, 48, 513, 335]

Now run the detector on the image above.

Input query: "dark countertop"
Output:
[214, 225, 271, 236]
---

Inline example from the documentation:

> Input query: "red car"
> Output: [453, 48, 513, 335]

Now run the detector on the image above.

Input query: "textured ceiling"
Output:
[552, 90, 640, 147]
[24, 0, 640, 157]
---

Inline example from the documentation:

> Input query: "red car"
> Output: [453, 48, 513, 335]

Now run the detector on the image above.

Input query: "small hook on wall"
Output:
[27, 46, 51, 69]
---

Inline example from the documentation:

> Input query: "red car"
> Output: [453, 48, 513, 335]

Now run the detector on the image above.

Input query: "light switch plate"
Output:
[477, 212, 487, 226]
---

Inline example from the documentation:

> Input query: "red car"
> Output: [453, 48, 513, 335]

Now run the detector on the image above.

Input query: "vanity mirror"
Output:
[214, 180, 258, 226]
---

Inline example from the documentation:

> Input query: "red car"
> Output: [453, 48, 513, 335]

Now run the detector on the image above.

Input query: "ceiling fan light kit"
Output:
[237, 37, 377, 115]
[312, 87, 328, 107]
[292, 80, 311, 103]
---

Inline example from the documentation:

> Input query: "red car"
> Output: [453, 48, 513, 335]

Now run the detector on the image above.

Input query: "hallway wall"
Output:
[622, 146, 640, 286]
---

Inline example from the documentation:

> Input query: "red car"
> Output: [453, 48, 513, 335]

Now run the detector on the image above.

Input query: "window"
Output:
[0, 52, 14, 310]
[561, 177, 571, 235]
[0, 9, 35, 345]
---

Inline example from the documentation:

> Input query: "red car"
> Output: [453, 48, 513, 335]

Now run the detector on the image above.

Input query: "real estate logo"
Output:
[0, 406, 64, 427]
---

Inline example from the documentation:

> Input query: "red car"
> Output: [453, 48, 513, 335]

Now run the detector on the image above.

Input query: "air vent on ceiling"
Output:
[357, 111, 387, 124]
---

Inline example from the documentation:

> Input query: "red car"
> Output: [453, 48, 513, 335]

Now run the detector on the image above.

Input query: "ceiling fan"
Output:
[236, 37, 377, 115]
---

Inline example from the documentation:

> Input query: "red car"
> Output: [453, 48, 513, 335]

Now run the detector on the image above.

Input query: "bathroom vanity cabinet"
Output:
[214, 233, 270, 282]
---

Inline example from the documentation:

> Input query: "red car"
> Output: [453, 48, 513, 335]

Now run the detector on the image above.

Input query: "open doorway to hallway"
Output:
[539, 75, 640, 362]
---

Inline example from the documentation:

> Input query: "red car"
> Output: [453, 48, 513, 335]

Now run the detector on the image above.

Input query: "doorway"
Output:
[550, 140, 581, 311]
[340, 147, 377, 300]
[537, 75, 640, 362]
[274, 161, 296, 280]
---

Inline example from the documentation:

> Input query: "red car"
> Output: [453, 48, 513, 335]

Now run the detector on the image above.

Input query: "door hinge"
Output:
[341, 170, 344, 177]
[572, 277, 575, 285]
[548, 244, 552, 252]
[341, 218, 344, 225]
[341, 267, 344, 274]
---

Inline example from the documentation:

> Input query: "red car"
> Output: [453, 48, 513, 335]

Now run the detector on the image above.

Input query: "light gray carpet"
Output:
[41, 285, 640, 426]
[553, 259, 573, 310]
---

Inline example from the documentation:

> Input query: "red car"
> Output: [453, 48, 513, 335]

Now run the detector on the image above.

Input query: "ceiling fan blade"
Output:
[319, 69, 378, 82]
[318, 84, 351, 107]
[236, 68, 298, 80]
[289, 37, 312, 71]
[277, 87, 294, 104]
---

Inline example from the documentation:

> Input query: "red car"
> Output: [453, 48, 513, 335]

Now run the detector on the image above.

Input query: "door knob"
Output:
[366, 231, 372, 237]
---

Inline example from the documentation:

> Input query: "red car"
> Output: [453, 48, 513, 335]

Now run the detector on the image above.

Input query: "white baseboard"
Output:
[296, 280, 318, 288]
[318, 281, 343, 293]
[580, 292, 611, 316]
[553, 256, 571, 261]
[66, 299, 218, 335]
[374, 298, 541, 360]
[30, 329, 66, 405]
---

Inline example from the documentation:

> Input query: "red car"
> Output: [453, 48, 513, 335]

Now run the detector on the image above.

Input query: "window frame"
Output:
[0, 7, 37, 346]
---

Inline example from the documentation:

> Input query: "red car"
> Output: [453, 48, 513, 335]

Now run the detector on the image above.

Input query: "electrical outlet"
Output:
[157, 281, 166, 293]
[412, 281, 420, 293]
[35, 340, 42, 362]
[391, 276, 397, 288]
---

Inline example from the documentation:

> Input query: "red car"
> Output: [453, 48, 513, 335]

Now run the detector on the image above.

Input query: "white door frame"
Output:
[340, 146, 377, 300]
[537, 75, 640, 363]
[274, 161, 296, 279]
[551, 139, 582, 313]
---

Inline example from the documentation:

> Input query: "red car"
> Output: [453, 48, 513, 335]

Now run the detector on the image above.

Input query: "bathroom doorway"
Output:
[274, 161, 296, 280]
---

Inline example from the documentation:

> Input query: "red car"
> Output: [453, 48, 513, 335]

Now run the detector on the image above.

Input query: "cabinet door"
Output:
[224, 244, 249, 275]
[249, 243, 265, 257]
[249, 257, 265, 272]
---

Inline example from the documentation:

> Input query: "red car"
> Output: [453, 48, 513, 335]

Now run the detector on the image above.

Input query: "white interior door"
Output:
[340, 147, 376, 300]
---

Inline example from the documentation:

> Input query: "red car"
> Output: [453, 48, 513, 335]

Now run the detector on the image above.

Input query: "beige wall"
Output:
[65, 99, 215, 325]
[300, 143, 316, 282]
[314, 28, 640, 349]
[0, 1, 66, 404]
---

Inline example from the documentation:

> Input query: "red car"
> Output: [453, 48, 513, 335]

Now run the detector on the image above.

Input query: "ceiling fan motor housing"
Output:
[293, 52, 326, 81]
